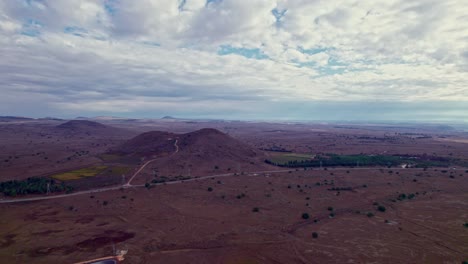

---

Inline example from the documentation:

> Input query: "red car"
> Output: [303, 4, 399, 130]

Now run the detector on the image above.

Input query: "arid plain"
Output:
[0, 117, 467, 263]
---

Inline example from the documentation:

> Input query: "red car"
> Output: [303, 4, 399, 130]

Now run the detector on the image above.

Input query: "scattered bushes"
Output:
[377, 205, 386, 212]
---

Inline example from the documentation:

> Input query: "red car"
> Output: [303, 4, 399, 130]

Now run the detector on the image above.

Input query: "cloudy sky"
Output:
[1, 0, 467, 121]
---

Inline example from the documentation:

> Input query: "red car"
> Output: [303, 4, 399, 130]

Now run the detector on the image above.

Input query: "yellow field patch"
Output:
[51, 166, 108, 181]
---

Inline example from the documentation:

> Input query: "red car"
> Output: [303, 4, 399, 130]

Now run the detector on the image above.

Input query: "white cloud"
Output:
[0, 0, 467, 120]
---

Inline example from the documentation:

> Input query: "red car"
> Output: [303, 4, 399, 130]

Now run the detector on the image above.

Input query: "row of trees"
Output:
[266, 155, 403, 168]
[0, 177, 73, 197]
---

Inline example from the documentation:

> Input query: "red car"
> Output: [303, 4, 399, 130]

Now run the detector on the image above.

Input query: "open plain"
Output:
[0, 117, 467, 263]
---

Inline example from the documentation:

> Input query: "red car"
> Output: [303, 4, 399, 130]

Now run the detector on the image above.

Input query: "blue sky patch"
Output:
[218, 45, 269, 60]
[21, 19, 41, 37]
[272, 8, 287, 23]
[64, 26, 87, 37]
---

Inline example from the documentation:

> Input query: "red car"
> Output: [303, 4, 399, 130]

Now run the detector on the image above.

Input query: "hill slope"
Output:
[116, 128, 268, 177]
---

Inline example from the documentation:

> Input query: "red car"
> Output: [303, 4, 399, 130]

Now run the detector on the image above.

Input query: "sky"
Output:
[0, 0, 467, 122]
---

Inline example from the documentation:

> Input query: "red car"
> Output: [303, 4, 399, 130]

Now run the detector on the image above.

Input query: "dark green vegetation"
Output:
[0, 177, 73, 197]
[377, 205, 386, 212]
[265, 153, 466, 168]
[302, 213, 310, 219]
[312, 232, 319, 238]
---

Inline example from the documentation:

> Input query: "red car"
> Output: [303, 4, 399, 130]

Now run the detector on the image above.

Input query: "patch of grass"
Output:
[98, 154, 122, 161]
[268, 153, 314, 165]
[51, 166, 108, 181]
[108, 166, 131, 175]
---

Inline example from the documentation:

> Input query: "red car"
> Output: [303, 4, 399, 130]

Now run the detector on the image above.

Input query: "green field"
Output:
[268, 153, 314, 164]
[51, 166, 108, 181]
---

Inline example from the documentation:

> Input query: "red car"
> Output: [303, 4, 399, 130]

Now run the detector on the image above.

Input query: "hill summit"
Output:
[115, 128, 267, 176]
[56, 120, 108, 130]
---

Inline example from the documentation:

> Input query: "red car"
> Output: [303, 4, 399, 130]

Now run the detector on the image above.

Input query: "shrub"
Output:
[329, 213, 335, 218]
[367, 212, 374, 217]
[463, 222, 468, 228]
[377, 205, 386, 212]
[312, 232, 318, 238]
[252, 207, 259, 212]
[327, 206, 333, 211]
[103, 201, 108, 206]
[207, 187, 213, 192]
[144, 183, 150, 189]
[302, 213, 310, 219]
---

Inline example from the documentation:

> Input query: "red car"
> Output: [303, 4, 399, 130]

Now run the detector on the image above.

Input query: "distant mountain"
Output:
[0, 116, 34, 122]
[56, 120, 108, 130]
[54, 120, 136, 138]
[161, 116, 176, 119]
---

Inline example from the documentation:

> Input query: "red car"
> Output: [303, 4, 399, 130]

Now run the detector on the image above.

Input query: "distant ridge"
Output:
[57, 120, 108, 130]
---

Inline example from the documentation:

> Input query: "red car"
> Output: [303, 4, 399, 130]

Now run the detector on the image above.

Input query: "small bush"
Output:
[327, 206, 333, 211]
[207, 187, 213, 192]
[367, 212, 374, 218]
[144, 183, 150, 189]
[252, 207, 259, 212]
[377, 205, 386, 212]
[302, 213, 310, 219]
[312, 232, 318, 238]
[103, 201, 108, 206]
[463, 222, 468, 228]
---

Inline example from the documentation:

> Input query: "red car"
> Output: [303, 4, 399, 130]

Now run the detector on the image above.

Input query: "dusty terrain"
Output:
[0, 117, 467, 263]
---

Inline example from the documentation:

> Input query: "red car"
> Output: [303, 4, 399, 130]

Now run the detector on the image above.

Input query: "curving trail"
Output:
[124, 139, 179, 186]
